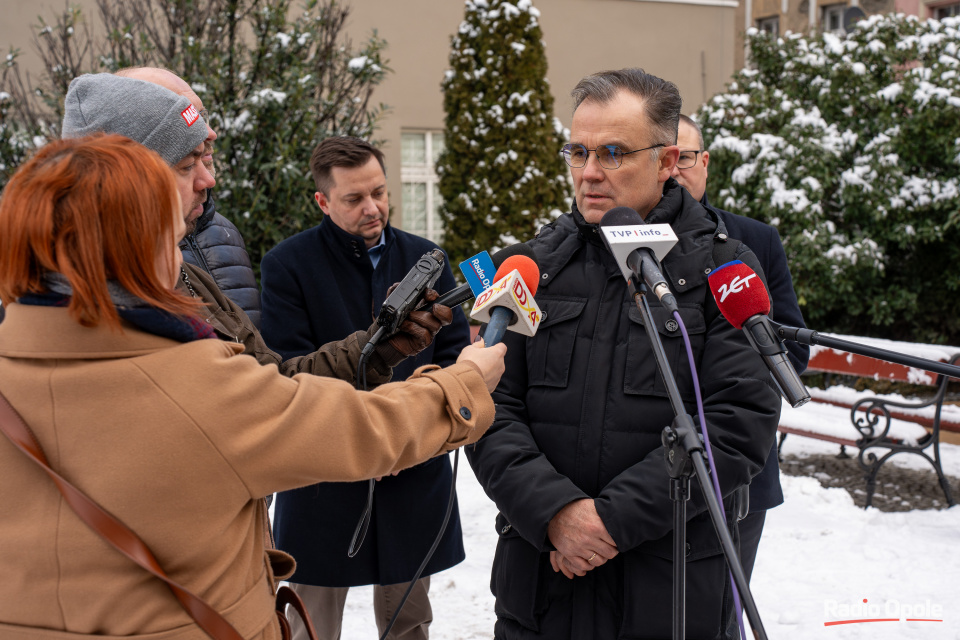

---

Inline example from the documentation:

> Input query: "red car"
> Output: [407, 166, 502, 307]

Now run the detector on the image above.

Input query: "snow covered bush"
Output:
[0, 0, 389, 273]
[437, 0, 571, 264]
[698, 14, 960, 343]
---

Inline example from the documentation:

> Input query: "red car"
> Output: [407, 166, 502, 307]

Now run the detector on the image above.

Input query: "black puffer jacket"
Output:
[466, 179, 781, 640]
[179, 193, 262, 328]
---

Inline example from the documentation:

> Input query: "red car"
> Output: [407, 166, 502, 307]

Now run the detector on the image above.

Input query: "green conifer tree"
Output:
[438, 0, 570, 265]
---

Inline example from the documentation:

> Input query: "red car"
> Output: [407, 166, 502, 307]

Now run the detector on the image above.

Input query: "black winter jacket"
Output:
[466, 180, 782, 640]
[179, 193, 262, 328]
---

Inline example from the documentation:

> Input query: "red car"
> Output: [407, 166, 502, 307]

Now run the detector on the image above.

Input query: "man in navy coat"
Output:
[672, 114, 809, 582]
[260, 136, 471, 640]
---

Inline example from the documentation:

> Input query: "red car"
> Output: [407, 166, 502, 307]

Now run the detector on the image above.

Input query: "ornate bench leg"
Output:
[863, 471, 877, 510]
[836, 445, 850, 459]
[858, 449, 885, 510]
[936, 472, 955, 507]
[931, 445, 956, 507]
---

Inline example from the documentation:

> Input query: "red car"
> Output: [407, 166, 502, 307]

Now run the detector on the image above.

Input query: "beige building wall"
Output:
[0, 1, 98, 73]
[344, 0, 737, 229]
[1, 0, 738, 231]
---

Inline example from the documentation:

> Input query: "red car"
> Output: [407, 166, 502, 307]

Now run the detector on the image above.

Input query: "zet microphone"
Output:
[470, 254, 542, 346]
[434, 244, 539, 308]
[708, 260, 811, 408]
[599, 207, 680, 313]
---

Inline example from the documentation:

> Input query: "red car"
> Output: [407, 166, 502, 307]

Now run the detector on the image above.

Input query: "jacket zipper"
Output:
[185, 234, 212, 274]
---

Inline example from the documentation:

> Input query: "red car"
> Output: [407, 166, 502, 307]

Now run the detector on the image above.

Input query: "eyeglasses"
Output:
[676, 149, 704, 170]
[560, 143, 666, 169]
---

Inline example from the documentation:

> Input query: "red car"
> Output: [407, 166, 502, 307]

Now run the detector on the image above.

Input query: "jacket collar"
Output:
[536, 179, 718, 293]
[698, 192, 731, 240]
[572, 203, 607, 250]
[318, 217, 395, 267]
[186, 190, 217, 239]
[0, 304, 225, 359]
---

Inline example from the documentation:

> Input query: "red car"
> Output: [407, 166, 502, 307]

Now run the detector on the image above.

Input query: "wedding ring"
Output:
[588, 552, 598, 562]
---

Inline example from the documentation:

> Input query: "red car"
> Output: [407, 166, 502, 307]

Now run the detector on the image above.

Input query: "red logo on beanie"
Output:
[181, 105, 200, 126]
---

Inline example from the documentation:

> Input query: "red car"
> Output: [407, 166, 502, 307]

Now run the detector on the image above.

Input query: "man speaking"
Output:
[466, 69, 782, 639]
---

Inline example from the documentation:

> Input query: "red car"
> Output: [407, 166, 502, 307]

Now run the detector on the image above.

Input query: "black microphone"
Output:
[434, 244, 539, 308]
[599, 207, 680, 313]
[376, 249, 445, 336]
[708, 260, 810, 408]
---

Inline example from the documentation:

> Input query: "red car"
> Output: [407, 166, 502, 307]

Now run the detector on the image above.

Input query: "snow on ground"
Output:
[327, 438, 960, 639]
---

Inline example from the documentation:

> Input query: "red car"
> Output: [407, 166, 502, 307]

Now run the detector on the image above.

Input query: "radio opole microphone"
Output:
[708, 260, 810, 408]
[470, 255, 542, 346]
[599, 207, 680, 313]
[434, 244, 539, 308]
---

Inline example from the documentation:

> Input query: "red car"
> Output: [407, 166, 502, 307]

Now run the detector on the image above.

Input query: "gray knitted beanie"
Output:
[62, 73, 208, 166]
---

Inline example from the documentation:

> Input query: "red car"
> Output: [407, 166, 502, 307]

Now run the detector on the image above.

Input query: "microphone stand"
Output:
[774, 323, 960, 380]
[629, 278, 768, 640]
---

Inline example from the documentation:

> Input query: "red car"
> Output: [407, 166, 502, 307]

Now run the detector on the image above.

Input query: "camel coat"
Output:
[0, 303, 494, 640]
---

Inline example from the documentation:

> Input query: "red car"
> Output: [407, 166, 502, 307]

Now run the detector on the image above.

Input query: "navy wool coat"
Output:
[259, 218, 471, 586]
[705, 195, 810, 511]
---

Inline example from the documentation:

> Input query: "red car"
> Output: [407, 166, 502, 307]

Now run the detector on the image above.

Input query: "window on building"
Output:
[757, 16, 779, 35]
[401, 131, 445, 245]
[933, 2, 960, 18]
[822, 4, 846, 33]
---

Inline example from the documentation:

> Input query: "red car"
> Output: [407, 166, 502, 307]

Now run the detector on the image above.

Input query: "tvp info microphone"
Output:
[708, 260, 811, 408]
[599, 206, 680, 313]
[470, 255, 542, 346]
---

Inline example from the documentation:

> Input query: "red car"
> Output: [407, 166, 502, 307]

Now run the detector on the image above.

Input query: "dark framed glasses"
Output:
[676, 150, 704, 169]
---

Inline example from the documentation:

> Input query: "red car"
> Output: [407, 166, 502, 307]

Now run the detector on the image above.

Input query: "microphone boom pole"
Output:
[775, 323, 960, 380]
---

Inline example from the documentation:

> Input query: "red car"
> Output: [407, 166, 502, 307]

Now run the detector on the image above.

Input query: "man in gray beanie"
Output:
[63, 73, 215, 236]
[114, 67, 263, 327]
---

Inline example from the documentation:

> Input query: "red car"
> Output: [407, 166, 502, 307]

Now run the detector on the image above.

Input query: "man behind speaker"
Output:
[259, 136, 472, 640]
[671, 113, 809, 583]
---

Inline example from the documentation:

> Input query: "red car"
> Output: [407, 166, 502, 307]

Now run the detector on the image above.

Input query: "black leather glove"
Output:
[374, 288, 453, 368]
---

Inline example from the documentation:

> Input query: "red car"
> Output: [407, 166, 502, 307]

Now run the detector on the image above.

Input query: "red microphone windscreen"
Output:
[707, 260, 770, 329]
[496, 255, 540, 297]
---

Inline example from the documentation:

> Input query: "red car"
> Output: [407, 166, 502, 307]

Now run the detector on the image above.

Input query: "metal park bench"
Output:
[777, 335, 960, 509]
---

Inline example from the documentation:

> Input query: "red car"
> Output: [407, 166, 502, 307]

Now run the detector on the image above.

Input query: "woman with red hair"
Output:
[0, 135, 504, 640]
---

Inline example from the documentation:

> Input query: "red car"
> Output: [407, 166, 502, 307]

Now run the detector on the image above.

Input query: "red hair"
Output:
[0, 134, 202, 328]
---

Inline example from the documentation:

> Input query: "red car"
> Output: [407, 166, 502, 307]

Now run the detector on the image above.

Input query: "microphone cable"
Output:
[347, 325, 463, 640]
[378, 449, 460, 640]
[347, 326, 388, 558]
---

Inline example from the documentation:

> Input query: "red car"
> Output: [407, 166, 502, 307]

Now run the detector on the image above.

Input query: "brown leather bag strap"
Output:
[275, 586, 319, 640]
[0, 391, 244, 640]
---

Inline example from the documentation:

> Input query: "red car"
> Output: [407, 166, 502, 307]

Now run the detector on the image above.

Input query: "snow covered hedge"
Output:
[438, 0, 570, 264]
[698, 14, 960, 343]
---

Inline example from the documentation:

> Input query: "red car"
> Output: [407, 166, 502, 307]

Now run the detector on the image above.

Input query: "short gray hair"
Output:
[678, 114, 705, 149]
[571, 68, 682, 147]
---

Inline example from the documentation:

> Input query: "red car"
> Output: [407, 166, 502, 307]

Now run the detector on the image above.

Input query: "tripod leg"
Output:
[672, 477, 689, 640]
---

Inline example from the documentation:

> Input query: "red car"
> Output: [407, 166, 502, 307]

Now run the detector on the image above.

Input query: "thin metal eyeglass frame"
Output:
[560, 143, 666, 169]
